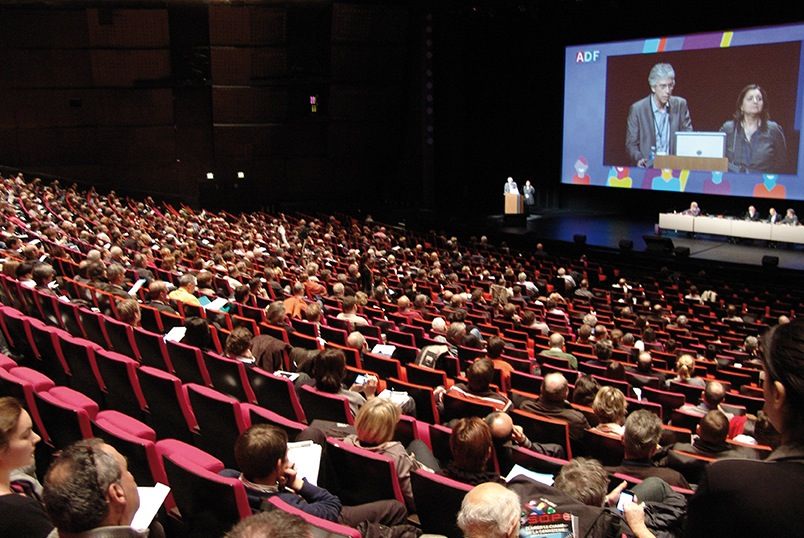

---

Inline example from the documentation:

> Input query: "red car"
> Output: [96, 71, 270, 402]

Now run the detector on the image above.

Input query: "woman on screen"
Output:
[720, 84, 787, 173]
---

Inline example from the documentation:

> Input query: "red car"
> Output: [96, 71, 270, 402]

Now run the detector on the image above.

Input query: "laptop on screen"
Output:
[675, 132, 726, 158]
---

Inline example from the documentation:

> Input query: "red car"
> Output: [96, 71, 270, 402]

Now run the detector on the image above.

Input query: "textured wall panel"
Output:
[210, 47, 252, 85]
[212, 87, 288, 124]
[1, 50, 93, 88]
[214, 125, 288, 158]
[329, 85, 401, 121]
[330, 45, 406, 83]
[90, 50, 171, 87]
[96, 126, 176, 164]
[86, 8, 169, 48]
[0, 9, 89, 49]
[97, 89, 174, 126]
[17, 128, 99, 165]
[208, 6, 251, 46]
[331, 4, 407, 44]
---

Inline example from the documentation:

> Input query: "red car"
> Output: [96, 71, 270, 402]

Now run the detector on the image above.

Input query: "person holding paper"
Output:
[626, 63, 693, 167]
[223, 424, 407, 527]
[42, 438, 162, 538]
[720, 84, 787, 173]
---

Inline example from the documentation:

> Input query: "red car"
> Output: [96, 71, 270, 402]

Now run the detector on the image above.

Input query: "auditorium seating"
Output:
[0, 172, 799, 535]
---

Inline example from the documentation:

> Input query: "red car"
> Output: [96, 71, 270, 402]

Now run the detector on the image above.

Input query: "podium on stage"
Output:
[654, 155, 728, 172]
[504, 193, 524, 214]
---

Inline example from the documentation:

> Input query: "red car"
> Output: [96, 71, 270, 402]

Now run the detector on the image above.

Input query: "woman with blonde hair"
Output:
[342, 398, 439, 511]
[590, 386, 628, 437]
[667, 354, 706, 388]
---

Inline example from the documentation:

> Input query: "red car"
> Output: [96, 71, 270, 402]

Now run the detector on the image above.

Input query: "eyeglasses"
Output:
[655, 82, 675, 91]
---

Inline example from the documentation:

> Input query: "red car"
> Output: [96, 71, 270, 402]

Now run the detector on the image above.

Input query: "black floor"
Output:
[484, 210, 804, 271]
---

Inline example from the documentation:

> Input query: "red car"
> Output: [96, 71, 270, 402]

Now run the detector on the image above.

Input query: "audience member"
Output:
[456, 482, 520, 538]
[0, 397, 52, 537]
[687, 319, 804, 536]
[225, 510, 312, 538]
[520, 372, 590, 442]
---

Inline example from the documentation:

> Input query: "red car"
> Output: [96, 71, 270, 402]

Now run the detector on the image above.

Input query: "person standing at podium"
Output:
[503, 177, 519, 195]
[626, 63, 693, 167]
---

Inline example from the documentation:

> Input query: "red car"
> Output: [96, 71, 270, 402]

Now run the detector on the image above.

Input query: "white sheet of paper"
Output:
[128, 278, 147, 297]
[163, 326, 186, 343]
[371, 344, 396, 357]
[131, 482, 170, 531]
[505, 464, 554, 486]
[287, 440, 322, 486]
[202, 297, 229, 311]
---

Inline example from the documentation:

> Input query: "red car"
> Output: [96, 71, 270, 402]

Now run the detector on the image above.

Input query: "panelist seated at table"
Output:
[680, 201, 701, 216]
[744, 205, 761, 221]
[768, 207, 782, 224]
[781, 208, 799, 226]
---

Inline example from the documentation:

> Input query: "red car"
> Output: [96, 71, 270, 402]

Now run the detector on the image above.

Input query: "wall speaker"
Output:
[762, 255, 779, 268]
[643, 235, 674, 254]
[619, 239, 633, 252]
[674, 246, 690, 257]
[573, 234, 587, 245]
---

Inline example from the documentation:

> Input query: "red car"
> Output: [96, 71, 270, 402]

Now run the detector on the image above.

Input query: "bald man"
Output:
[457, 482, 520, 538]
[485, 411, 566, 474]
[519, 373, 590, 441]
[538, 333, 578, 370]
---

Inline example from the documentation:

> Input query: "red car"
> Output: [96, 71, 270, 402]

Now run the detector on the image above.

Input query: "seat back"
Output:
[583, 429, 625, 466]
[58, 334, 106, 404]
[387, 377, 439, 425]
[0, 306, 37, 359]
[137, 366, 197, 443]
[243, 403, 306, 440]
[95, 349, 147, 419]
[203, 351, 253, 403]
[666, 449, 716, 485]
[104, 317, 139, 359]
[35, 387, 98, 449]
[405, 363, 448, 389]
[512, 409, 573, 459]
[325, 437, 405, 506]
[186, 383, 247, 469]
[161, 451, 252, 538]
[510, 445, 569, 475]
[165, 340, 211, 386]
[410, 469, 471, 538]
[133, 327, 171, 372]
[298, 384, 354, 425]
[93, 416, 161, 486]
[26, 318, 71, 386]
[288, 331, 321, 351]
[442, 391, 500, 422]
[245, 367, 306, 423]
[78, 308, 111, 349]
[361, 353, 403, 381]
[642, 386, 686, 422]
[267, 496, 361, 538]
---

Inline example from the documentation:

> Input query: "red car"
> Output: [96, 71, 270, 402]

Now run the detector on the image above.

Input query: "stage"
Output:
[477, 210, 804, 271]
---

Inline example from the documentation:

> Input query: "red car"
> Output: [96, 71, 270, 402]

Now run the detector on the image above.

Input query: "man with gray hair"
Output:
[43, 438, 152, 537]
[606, 410, 690, 488]
[168, 273, 200, 306]
[457, 482, 520, 538]
[626, 62, 693, 167]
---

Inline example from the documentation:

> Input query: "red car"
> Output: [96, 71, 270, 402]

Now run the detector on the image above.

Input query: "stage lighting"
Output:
[237, 171, 245, 179]
[206, 172, 214, 180]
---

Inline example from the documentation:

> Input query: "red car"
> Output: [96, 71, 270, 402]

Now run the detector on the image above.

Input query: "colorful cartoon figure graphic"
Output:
[651, 168, 689, 192]
[606, 166, 632, 188]
[752, 174, 786, 199]
[572, 156, 590, 185]
[703, 171, 731, 195]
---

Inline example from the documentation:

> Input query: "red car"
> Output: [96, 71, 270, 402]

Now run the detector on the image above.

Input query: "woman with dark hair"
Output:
[685, 318, 804, 536]
[307, 349, 376, 418]
[182, 316, 213, 351]
[720, 84, 787, 173]
[0, 397, 53, 537]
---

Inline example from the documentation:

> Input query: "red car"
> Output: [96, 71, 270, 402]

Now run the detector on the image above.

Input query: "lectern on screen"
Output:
[562, 22, 804, 201]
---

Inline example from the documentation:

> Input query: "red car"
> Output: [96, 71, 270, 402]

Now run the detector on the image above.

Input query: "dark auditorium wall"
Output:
[0, 1, 424, 211]
[1, 0, 801, 219]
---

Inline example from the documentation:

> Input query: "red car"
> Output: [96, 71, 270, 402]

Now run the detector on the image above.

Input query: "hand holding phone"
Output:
[617, 490, 635, 513]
